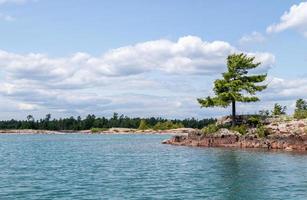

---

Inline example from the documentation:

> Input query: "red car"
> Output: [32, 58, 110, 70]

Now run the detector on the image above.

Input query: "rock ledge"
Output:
[163, 119, 307, 151]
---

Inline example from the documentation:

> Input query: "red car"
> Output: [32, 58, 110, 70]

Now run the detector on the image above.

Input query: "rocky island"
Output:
[162, 53, 307, 151]
[163, 116, 307, 151]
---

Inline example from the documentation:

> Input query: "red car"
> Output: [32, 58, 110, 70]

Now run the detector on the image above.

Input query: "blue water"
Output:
[0, 134, 307, 199]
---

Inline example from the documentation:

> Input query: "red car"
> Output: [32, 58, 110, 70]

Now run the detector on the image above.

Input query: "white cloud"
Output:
[0, 36, 276, 119]
[239, 32, 266, 45]
[250, 76, 307, 114]
[0, 36, 274, 84]
[263, 77, 307, 101]
[267, 2, 307, 37]
[18, 103, 38, 111]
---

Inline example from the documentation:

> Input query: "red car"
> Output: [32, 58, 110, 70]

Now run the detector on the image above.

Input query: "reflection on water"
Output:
[0, 134, 307, 199]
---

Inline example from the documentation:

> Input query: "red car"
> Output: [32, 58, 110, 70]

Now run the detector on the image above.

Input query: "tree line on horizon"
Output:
[0, 113, 216, 131]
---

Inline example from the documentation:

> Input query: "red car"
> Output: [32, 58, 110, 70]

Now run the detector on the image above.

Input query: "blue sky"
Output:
[0, 0, 306, 119]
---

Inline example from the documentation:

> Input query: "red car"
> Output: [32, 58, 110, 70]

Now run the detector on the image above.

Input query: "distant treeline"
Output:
[0, 113, 216, 130]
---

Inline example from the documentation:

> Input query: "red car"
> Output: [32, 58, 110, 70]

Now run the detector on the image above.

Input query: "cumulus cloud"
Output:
[267, 1, 307, 37]
[0, 36, 274, 85]
[263, 77, 307, 101]
[239, 32, 266, 45]
[0, 36, 276, 119]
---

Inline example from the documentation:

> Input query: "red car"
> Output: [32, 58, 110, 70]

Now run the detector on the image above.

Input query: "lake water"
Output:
[0, 134, 307, 199]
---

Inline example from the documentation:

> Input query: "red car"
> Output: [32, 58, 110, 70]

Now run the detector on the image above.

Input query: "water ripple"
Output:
[0, 134, 307, 199]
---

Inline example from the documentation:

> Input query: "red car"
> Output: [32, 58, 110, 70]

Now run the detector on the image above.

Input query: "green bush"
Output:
[255, 125, 268, 138]
[153, 121, 184, 130]
[138, 119, 149, 130]
[294, 110, 307, 119]
[91, 127, 108, 133]
[202, 124, 219, 135]
[173, 123, 184, 129]
[247, 115, 261, 127]
[280, 115, 294, 122]
[231, 125, 248, 135]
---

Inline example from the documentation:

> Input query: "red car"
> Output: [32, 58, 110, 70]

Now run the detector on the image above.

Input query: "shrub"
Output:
[294, 110, 307, 119]
[202, 124, 219, 135]
[138, 119, 149, 130]
[231, 125, 248, 135]
[171, 122, 184, 129]
[279, 115, 294, 122]
[91, 127, 108, 133]
[153, 122, 163, 130]
[247, 115, 261, 127]
[255, 125, 271, 138]
[153, 121, 184, 130]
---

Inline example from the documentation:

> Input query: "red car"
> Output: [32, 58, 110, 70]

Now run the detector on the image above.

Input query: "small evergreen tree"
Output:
[295, 99, 307, 110]
[294, 99, 307, 119]
[272, 103, 286, 116]
[198, 53, 267, 126]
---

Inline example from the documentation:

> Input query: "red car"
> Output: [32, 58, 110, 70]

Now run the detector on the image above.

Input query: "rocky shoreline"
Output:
[163, 119, 307, 151]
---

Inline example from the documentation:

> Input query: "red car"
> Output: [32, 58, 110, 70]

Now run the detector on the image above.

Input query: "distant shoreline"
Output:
[0, 128, 196, 135]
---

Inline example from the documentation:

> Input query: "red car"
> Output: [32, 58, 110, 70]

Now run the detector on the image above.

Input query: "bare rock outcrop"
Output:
[163, 119, 307, 151]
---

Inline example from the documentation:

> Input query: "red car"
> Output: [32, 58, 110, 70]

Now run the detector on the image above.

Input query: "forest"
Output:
[0, 113, 216, 131]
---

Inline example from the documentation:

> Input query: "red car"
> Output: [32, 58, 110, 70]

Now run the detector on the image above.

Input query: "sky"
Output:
[0, 0, 306, 120]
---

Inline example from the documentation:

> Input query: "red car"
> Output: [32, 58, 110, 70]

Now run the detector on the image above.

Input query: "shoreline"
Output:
[0, 128, 195, 135]
[163, 119, 307, 151]
[163, 132, 307, 151]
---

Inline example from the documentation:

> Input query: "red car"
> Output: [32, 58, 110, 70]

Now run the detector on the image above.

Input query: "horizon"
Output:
[0, 0, 307, 120]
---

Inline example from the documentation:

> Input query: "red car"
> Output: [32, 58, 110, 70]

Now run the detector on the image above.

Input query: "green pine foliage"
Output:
[198, 53, 267, 125]
[271, 103, 287, 116]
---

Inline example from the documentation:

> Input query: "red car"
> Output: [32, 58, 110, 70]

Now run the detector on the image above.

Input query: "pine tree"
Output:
[295, 99, 307, 111]
[272, 103, 286, 116]
[198, 53, 267, 126]
[294, 99, 307, 119]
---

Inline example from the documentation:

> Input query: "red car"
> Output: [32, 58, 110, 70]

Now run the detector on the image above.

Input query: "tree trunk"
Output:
[232, 100, 236, 127]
